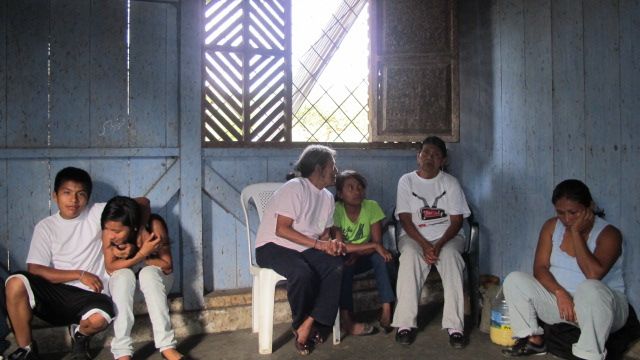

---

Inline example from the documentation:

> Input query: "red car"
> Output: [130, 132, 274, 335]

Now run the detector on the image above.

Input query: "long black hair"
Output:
[101, 196, 141, 244]
[552, 179, 605, 217]
[335, 170, 367, 202]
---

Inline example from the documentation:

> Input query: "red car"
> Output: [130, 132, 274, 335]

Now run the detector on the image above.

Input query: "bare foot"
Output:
[348, 322, 375, 336]
[295, 316, 315, 344]
[161, 348, 184, 360]
[116, 356, 132, 360]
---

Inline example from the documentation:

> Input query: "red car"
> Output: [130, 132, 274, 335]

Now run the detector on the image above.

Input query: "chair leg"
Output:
[252, 276, 260, 333]
[332, 310, 341, 345]
[258, 275, 278, 354]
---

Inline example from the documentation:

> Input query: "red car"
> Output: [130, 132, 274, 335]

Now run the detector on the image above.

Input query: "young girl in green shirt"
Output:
[334, 170, 395, 335]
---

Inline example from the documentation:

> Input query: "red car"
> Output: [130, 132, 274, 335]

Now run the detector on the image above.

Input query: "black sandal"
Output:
[291, 328, 313, 356]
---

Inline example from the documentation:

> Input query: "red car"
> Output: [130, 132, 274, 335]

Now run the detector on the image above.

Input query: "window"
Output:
[202, 0, 459, 145]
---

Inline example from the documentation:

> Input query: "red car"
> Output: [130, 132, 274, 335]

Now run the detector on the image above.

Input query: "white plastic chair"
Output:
[241, 183, 341, 354]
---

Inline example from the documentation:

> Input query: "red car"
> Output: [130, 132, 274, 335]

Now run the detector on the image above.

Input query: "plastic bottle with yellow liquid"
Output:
[490, 286, 516, 347]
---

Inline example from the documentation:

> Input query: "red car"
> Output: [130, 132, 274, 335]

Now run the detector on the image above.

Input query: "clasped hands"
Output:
[316, 238, 347, 257]
[421, 241, 441, 265]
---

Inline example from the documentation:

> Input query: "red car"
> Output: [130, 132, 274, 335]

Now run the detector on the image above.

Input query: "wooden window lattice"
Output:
[203, 0, 291, 143]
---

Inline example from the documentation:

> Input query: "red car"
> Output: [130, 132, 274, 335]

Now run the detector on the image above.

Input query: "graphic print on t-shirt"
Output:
[343, 223, 365, 244]
[413, 191, 448, 225]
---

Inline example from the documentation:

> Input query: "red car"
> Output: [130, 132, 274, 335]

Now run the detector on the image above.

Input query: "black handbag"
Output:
[542, 304, 640, 360]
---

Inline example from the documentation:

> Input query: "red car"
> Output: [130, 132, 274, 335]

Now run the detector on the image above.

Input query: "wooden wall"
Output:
[201, 148, 415, 291]
[0, 0, 638, 313]
[457, 0, 640, 310]
[0, 0, 182, 291]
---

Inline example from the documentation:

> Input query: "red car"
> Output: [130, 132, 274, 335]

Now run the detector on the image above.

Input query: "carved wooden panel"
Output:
[370, 0, 459, 142]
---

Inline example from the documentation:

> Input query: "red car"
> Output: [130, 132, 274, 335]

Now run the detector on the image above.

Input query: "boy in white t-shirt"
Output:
[4, 167, 128, 360]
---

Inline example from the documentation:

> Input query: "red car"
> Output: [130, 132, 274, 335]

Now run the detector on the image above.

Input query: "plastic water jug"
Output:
[490, 286, 516, 346]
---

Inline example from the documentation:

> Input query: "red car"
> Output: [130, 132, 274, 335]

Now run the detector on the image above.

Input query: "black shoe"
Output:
[502, 337, 547, 357]
[395, 328, 416, 345]
[449, 332, 468, 349]
[69, 329, 92, 360]
[7, 342, 40, 360]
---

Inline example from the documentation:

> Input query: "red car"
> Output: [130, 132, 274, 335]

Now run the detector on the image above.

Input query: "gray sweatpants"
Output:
[391, 233, 466, 331]
[503, 271, 628, 360]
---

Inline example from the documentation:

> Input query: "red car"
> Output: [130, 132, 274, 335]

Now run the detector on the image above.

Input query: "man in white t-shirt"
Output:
[392, 136, 471, 349]
[4, 167, 124, 360]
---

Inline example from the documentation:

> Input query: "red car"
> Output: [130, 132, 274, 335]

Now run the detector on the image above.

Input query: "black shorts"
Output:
[9, 271, 114, 326]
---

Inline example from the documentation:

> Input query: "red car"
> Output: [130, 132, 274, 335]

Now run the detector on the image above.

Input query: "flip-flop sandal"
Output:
[310, 328, 325, 344]
[291, 327, 313, 355]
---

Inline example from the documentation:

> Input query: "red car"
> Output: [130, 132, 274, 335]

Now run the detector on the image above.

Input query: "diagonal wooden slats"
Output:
[203, 0, 290, 144]
[205, 0, 243, 46]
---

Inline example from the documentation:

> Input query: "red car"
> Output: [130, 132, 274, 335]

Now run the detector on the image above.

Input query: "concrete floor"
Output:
[40, 304, 561, 360]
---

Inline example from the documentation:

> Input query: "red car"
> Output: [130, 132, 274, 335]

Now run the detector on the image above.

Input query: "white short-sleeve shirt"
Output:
[395, 171, 470, 241]
[255, 177, 335, 252]
[26, 202, 109, 293]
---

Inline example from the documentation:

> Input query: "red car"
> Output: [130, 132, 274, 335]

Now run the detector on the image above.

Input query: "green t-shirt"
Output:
[333, 199, 386, 244]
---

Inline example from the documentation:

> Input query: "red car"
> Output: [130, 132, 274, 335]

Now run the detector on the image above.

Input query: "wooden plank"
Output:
[203, 163, 247, 223]
[6, 0, 49, 147]
[0, 161, 7, 271]
[90, 0, 127, 147]
[211, 202, 238, 290]
[7, 161, 50, 272]
[130, 158, 169, 215]
[523, 0, 553, 272]
[551, 0, 585, 182]
[0, 147, 179, 159]
[619, 0, 640, 311]
[165, 4, 179, 148]
[143, 158, 180, 207]
[0, 0, 6, 147]
[130, 1, 169, 147]
[90, 159, 131, 202]
[49, 0, 92, 147]
[484, 0, 504, 279]
[499, 0, 526, 277]
[180, 0, 204, 309]
[202, 194, 214, 292]
[165, 193, 181, 294]
[583, 0, 621, 221]
[456, 0, 496, 277]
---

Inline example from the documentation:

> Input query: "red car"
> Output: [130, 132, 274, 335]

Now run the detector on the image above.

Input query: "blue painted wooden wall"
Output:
[457, 0, 640, 311]
[0, 0, 638, 312]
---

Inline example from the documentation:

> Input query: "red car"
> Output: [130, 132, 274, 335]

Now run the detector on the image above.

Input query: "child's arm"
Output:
[27, 264, 105, 293]
[142, 216, 173, 274]
[344, 221, 392, 261]
[102, 235, 155, 275]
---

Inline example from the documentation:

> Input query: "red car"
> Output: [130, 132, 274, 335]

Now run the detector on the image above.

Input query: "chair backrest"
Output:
[240, 182, 283, 267]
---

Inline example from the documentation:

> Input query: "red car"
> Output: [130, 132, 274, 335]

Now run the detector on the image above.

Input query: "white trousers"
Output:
[392, 233, 466, 331]
[503, 271, 629, 360]
[108, 266, 177, 358]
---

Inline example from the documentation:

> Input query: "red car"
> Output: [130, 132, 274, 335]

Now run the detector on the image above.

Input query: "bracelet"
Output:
[79, 270, 86, 281]
[313, 239, 318, 249]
